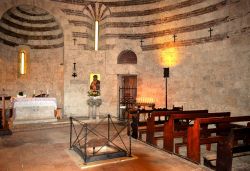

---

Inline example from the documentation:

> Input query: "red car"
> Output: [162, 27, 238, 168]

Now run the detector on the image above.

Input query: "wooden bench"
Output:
[146, 110, 168, 144]
[128, 108, 168, 139]
[0, 95, 12, 136]
[163, 112, 230, 153]
[137, 108, 186, 140]
[187, 116, 250, 163]
[146, 110, 209, 145]
[203, 126, 250, 170]
[216, 127, 250, 171]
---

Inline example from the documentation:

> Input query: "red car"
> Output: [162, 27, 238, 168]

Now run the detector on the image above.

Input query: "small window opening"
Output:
[95, 21, 99, 51]
[19, 51, 26, 75]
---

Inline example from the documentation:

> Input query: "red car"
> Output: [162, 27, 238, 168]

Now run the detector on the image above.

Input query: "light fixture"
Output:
[72, 62, 77, 78]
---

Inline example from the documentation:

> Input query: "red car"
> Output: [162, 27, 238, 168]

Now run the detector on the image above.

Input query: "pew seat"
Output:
[187, 116, 250, 163]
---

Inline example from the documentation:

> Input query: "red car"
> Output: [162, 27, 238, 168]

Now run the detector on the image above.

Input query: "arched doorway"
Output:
[117, 50, 137, 119]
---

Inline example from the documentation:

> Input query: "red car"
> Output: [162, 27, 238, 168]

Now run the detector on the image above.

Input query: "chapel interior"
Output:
[0, 0, 250, 171]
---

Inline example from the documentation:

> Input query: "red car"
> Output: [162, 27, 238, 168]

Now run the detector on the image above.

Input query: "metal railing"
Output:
[69, 114, 132, 164]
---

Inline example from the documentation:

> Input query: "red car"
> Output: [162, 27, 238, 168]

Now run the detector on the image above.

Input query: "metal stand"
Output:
[165, 77, 168, 109]
[163, 68, 169, 109]
[69, 114, 132, 164]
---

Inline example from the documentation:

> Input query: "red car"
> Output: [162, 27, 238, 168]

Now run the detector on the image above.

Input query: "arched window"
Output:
[17, 46, 30, 77]
[117, 50, 137, 64]
[95, 21, 99, 51]
[18, 50, 27, 75]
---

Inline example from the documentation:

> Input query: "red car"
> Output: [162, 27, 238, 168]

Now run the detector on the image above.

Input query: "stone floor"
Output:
[0, 119, 211, 171]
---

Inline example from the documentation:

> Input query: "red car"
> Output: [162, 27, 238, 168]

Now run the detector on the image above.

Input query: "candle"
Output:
[33, 90, 35, 94]
[47, 89, 49, 94]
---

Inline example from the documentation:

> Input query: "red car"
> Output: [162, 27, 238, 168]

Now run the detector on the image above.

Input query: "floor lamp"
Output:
[163, 68, 169, 109]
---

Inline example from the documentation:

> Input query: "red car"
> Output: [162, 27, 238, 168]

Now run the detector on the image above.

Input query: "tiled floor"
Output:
[0, 120, 210, 171]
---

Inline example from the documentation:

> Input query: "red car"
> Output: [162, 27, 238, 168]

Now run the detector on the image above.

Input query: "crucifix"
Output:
[72, 62, 77, 78]
[208, 28, 213, 37]
[73, 38, 77, 45]
[140, 38, 144, 46]
[173, 34, 177, 42]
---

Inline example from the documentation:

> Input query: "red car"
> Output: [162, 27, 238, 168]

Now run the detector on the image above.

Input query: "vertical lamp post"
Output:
[163, 68, 169, 109]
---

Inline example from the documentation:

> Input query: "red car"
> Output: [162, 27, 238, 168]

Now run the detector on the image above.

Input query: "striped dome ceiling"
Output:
[0, 5, 64, 49]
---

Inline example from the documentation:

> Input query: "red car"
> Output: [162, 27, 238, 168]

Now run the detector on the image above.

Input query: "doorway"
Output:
[118, 75, 137, 120]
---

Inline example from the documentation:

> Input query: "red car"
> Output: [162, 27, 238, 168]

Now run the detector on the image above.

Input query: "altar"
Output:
[13, 97, 57, 124]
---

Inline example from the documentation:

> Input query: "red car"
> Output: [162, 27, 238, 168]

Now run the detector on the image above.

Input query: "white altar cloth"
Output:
[13, 98, 57, 109]
[13, 98, 57, 124]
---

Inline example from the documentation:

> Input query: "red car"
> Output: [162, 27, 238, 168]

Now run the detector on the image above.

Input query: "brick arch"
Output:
[117, 50, 137, 64]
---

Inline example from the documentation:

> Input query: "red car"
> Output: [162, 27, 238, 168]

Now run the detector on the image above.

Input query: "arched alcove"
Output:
[0, 4, 64, 108]
[117, 50, 137, 64]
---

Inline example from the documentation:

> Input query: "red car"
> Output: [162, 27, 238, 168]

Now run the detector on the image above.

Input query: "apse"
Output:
[0, 4, 64, 107]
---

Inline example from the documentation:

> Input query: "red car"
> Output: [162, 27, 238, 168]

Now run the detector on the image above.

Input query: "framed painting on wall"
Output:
[89, 73, 101, 96]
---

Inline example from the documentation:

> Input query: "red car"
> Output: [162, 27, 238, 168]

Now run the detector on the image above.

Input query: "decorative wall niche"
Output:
[117, 50, 137, 64]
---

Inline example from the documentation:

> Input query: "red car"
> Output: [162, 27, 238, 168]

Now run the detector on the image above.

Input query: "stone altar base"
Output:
[13, 106, 57, 124]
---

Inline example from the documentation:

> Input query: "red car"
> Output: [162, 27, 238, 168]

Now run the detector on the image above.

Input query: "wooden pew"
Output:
[0, 95, 12, 136]
[187, 116, 250, 163]
[128, 108, 168, 139]
[128, 109, 151, 139]
[163, 112, 230, 153]
[216, 127, 250, 171]
[146, 110, 168, 144]
[138, 109, 192, 141]
[146, 110, 209, 145]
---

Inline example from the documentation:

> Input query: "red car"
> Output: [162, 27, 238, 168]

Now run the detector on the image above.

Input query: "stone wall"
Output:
[0, 0, 249, 118]
[0, 0, 65, 107]
[0, 43, 64, 107]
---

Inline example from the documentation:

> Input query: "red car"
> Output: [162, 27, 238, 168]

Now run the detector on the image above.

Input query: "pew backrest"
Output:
[146, 110, 209, 144]
[163, 112, 230, 152]
[187, 115, 250, 163]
